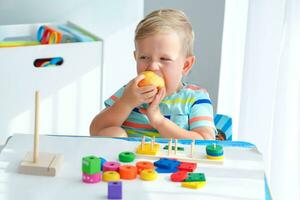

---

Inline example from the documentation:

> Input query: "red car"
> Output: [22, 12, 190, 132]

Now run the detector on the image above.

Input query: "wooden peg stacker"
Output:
[18, 91, 63, 176]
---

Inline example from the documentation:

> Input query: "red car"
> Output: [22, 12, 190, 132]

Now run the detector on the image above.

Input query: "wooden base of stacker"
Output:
[19, 152, 64, 176]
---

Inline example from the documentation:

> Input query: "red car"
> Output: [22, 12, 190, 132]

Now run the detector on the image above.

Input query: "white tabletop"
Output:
[0, 134, 265, 200]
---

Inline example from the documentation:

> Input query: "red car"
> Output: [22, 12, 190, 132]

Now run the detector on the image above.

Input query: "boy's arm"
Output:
[153, 117, 215, 139]
[145, 88, 215, 140]
[90, 100, 133, 136]
[90, 75, 158, 136]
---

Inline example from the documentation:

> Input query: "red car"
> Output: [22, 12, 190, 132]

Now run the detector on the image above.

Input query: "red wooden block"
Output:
[170, 171, 188, 182]
[177, 162, 197, 172]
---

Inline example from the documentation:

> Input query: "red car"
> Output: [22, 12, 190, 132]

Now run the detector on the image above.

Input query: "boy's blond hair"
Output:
[135, 9, 195, 57]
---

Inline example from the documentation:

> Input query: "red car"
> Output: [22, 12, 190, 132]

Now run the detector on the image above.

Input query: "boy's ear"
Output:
[182, 56, 195, 75]
[133, 51, 137, 60]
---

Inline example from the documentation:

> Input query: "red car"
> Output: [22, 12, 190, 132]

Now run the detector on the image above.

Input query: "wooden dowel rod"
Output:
[33, 91, 40, 163]
[174, 139, 178, 155]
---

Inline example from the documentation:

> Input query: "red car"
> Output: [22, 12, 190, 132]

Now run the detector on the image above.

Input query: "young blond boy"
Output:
[90, 9, 216, 139]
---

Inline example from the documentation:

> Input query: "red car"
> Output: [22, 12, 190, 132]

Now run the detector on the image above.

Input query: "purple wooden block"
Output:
[108, 181, 122, 199]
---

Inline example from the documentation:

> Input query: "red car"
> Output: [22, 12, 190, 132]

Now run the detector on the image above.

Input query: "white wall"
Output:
[0, 0, 143, 104]
[145, 0, 225, 112]
[0, 0, 143, 143]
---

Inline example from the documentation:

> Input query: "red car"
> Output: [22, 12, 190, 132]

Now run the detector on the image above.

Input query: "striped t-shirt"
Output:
[104, 83, 216, 138]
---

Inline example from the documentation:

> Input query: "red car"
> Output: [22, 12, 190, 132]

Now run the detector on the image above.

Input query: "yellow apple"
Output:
[138, 71, 165, 88]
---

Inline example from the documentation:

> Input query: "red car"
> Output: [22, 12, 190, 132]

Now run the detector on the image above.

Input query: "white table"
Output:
[0, 134, 266, 200]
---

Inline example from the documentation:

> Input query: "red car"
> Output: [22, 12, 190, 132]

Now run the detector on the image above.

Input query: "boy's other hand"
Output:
[140, 87, 166, 128]
[120, 74, 158, 108]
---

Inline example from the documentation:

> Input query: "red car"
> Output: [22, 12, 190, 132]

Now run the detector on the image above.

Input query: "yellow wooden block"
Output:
[181, 181, 206, 189]
[140, 169, 158, 181]
[206, 155, 224, 160]
[19, 152, 63, 177]
[136, 143, 160, 155]
[103, 171, 120, 182]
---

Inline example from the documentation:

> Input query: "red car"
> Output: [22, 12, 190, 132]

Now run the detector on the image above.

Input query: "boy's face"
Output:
[134, 31, 195, 96]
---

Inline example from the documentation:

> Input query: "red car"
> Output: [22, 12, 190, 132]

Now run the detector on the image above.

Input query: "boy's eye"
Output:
[161, 57, 171, 61]
[140, 56, 148, 60]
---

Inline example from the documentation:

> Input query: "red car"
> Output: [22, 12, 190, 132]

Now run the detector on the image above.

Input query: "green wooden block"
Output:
[184, 173, 206, 182]
[206, 144, 223, 155]
[163, 145, 184, 151]
[82, 155, 101, 174]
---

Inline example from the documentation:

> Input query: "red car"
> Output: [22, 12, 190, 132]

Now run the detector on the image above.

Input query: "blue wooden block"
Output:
[154, 158, 181, 169]
[155, 167, 178, 173]
[108, 181, 122, 199]
[99, 157, 107, 171]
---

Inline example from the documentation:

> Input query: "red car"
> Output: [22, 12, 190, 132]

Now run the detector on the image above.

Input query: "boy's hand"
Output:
[120, 74, 158, 109]
[140, 87, 166, 128]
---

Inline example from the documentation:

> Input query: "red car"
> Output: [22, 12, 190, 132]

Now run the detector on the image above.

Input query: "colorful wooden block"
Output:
[170, 171, 188, 182]
[136, 161, 154, 174]
[155, 167, 178, 173]
[99, 157, 107, 171]
[118, 151, 135, 163]
[82, 172, 101, 183]
[119, 165, 137, 180]
[206, 144, 224, 156]
[163, 145, 184, 151]
[177, 162, 197, 172]
[140, 169, 158, 181]
[108, 181, 122, 199]
[103, 161, 120, 172]
[181, 181, 206, 189]
[103, 171, 120, 182]
[82, 155, 101, 175]
[184, 173, 206, 182]
[136, 143, 160, 155]
[206, 155, 224, 160]
[154, 158, 181, 169]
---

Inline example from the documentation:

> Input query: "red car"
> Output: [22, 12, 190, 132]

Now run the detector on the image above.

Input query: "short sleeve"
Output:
[188, 91, 216, 132]
[104, 86, 126, 107]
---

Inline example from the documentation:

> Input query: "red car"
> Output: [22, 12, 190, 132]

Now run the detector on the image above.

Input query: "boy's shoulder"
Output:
[181, 83, 209, 96]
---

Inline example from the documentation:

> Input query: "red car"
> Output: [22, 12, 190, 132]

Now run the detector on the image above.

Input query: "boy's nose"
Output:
[147, 61, 161, 71]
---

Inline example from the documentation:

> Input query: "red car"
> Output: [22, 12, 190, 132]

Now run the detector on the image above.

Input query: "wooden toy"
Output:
[118, 151, 135, 162]
[174, 139, 178, 155]
[136, 161, 154, 174]
[136, 136, 160, 155]
[154, 158, 181, 169]
[170, 171, 188, 182]
[155, 167, 178, 173]
[136, 138, 224, 164]
[206, 144, 224, 160]
[119, 165, 137, 180]
[154, 158, 180, 173]
[181, 181, 206, 189]
[168, 138, 172, 156]
[99, 157, 107, 171]
[190, 139, 195, 157]
[18, 91, 63, 176]
[82, 172, 101, 183]
[108, 181, 122, 199]
[140, 169, 158, 181]
[163, 145, 184, 151]
[103, 161, 120, 172]
[103, 171, 120, 182]
[177, 162, 197, 172]
[82, 155, 101, 174]
[183, 173, 206, 182]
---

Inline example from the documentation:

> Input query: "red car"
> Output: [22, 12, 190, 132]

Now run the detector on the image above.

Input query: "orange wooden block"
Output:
[136, 161, 154, 174]
[119, 165, 137, 180]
